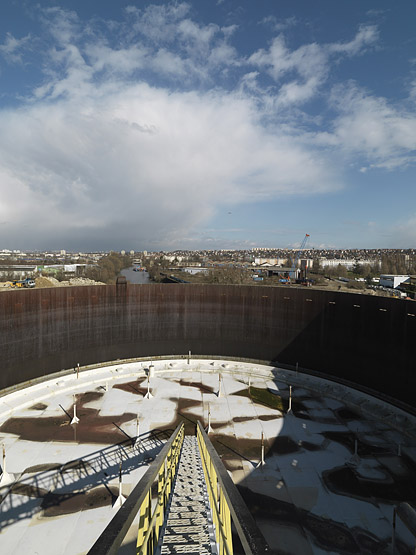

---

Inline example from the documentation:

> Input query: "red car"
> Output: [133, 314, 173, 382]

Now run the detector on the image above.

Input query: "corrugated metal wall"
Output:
[0, 283, 414, 406]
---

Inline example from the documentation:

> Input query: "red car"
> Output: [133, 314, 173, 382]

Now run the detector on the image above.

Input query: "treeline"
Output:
[145, 256, 253, 285]
[203, 267, 252, 285]
[85, 252, 132, 284]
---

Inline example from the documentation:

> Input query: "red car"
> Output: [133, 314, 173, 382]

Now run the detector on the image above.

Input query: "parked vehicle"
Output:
[10, 278, 35, 288]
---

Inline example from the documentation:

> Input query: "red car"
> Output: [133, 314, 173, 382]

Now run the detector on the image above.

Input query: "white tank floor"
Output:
[0, 359, 415, 554]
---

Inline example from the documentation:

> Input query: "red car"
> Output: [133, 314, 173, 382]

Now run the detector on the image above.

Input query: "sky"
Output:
[0, 1, 415, 252]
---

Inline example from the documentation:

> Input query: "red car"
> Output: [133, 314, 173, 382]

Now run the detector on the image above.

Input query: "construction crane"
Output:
[289, 234, 310, 282]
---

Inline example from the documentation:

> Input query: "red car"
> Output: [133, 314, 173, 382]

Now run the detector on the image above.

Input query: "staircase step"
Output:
[158, 436, 216, 555]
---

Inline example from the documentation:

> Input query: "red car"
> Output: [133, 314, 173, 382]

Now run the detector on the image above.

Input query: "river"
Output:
[119, 267, 151, 284]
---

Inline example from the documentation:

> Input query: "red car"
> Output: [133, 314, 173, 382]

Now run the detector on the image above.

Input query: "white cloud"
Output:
[328, 83, 416, 170]
[328, 24, 378, 56]
[0, 32, 31, 63]
[1, 3, 414, 250]
[0, 81, 338, 248]
[248, 25, 378, 106]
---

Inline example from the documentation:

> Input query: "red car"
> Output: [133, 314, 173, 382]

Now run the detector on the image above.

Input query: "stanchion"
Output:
[287, 385, 292, 413]
[217, 374, 222, 398]
[0, 444, 14, 487]
[144, 376, 153, 399]
[135, 416, 141, 446]
[113, 462, 126, 509]
[256, 432, 265, 468]
[206, 404, 213, 434]
[350, 438, 360, 465]
[71, 402, 80, 425]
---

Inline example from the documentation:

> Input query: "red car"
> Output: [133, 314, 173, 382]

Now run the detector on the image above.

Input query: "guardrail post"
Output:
[196, 421, 271, 555]
[206, 404, 213, 434]
[88, 423, 184, 555]
[135, 416, 141, 447]
[71, 398, 80, 425]
[144, 376, 153, 399]
[256, 432, 265, 468]
[0, 444, 14, 487]
[113, 462, 126, 510]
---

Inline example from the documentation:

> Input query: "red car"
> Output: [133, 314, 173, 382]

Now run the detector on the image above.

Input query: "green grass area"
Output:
[233, 386, 285, 412]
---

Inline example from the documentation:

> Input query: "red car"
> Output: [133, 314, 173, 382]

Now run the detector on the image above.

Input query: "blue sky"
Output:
[0, 1, 415, 251]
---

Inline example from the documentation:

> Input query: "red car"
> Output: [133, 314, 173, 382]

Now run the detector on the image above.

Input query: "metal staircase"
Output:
[157, 436, 216, 554]
[88, 422, 270, 555]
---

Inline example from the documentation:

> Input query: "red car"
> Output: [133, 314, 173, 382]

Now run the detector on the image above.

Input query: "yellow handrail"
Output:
[136, 423, 184, 554]
[197, 424, 233, 555]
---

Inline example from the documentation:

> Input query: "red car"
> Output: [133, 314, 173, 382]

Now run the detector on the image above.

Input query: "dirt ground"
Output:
[0, 276, 105, 291]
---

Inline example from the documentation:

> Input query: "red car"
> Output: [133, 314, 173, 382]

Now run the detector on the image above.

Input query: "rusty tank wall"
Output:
[0, 283, 414, 406]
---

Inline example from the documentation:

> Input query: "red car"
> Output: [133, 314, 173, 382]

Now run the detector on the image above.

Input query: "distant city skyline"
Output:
[0, 1, 415, 251]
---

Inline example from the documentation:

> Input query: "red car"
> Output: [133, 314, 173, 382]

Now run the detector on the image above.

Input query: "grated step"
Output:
[158, 436, 217, 555]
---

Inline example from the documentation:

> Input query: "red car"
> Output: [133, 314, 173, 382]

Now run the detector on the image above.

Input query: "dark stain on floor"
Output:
[0, 390, 137, 444]
[268, 436, 300, 455]
[337, 408, 363, 421]
[164, 397, 202, 435]
[40, 485, 118, 517]
[177, 379, 216, 395]
[323, 455, 416, 503]
[301, 441, 322, 452]
[237, 485, 388, 554]
[10, 482, 49, 498]
[323, 431, 390, 456]
[210, 434, 263, 461]
[113, 377, 147, 395]
[23, 463, 62, 473]
[29, 403, 48, 411]
[233, 415, 279, 423]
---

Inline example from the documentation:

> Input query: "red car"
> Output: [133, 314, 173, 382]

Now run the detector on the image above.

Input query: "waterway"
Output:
[119, 267, 151, 284]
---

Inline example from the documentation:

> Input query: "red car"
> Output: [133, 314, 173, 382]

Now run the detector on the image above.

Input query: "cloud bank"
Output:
[0, 3, 415, 249]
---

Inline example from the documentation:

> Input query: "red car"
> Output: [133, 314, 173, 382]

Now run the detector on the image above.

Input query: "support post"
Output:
[256, 432, 265, 468]
[144, 376, 153, 399]
[135, 416, 141, 447]
[113, 462, 126, 509]
[350, 438, 360, 465]
[287, 385, 292, 413]
[218, 374, 222, 398]
[71, 402, 80, 425]
[206, 404, 213, 434]
[0, 444, 14, 486]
